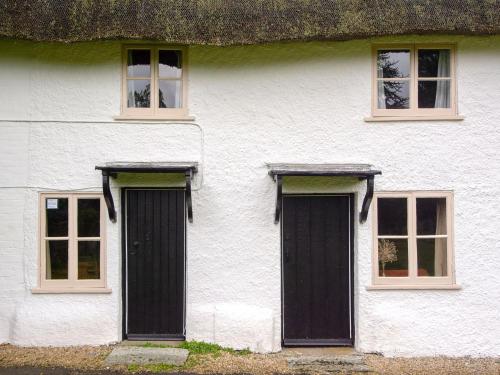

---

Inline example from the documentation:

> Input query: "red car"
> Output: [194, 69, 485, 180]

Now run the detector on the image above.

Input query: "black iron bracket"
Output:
[185, 169, 193, 223]
[274, 175, 283, 224]
[102, 171, 117, 223]
[359, 176, 374, 223]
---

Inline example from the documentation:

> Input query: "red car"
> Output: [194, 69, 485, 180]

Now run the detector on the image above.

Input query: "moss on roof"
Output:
[1, 0, 499, 45]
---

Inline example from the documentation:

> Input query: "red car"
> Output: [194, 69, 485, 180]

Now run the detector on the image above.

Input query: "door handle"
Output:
[130, 241, 140, 255]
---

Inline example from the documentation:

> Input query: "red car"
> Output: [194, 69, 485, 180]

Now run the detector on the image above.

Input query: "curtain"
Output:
[434, 200, 447, 276]
[377, 82, 386, 109]
[434, 50, 450, 108]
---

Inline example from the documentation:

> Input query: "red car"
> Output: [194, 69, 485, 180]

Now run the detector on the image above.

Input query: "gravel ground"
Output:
[365, 354, 500, 375]
[1, 344, 499, 374]
[0, 344, 117, 371]
[188, 352, 289, 374]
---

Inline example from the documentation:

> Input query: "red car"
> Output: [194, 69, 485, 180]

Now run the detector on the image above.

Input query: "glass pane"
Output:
[377, 50, 411, 78]
[159, 50, 182, 78]
[417, 198, 447, 235]
[127, 80, 150, 108]
[46, 240, 68, 279]
[78, 241, 100, 280]
[417, 238, 448, 276]
[127, 50, 150, 77]
[378, 239, 408, 277]
[377, 198, 407, 235]
[46, 198, 68, 237]
[78, 199, 100, 237]
[159, 80, 182, 108]
[418, 80, 450, 108]
[418, 49, 450, 78]
[377, 81, 410, 109]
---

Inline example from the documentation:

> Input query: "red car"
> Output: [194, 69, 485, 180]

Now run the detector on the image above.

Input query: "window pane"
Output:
[377, 81, 410, 109]
[78, 241, 100, 280]
[46, 240, 68, 279]
[418, 49, 450, 78]
[417, 238, 448, 276]
[377, 50, 410, 78]
[78, 199, 100, 237]
[127, 50, 150, 77]
[159, 50, 182, 78]
[418, 80, 450, 108]
[417, 198, 447, 235]
[159, 80, 182, 108]
[378, 239, 408, 277]
[46, 198, 68, 237]
[377, 198, 407, 235]
[127, 80, 150, 108]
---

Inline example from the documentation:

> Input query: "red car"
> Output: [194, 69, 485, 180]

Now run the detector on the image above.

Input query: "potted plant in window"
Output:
[378, 239, 398, 277]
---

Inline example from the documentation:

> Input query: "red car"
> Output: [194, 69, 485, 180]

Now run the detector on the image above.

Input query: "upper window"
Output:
[372, 45, 456, 118]
[372, 192, 455, 287]
[39, 193, 106, 290]
[121, 46, 187, 119]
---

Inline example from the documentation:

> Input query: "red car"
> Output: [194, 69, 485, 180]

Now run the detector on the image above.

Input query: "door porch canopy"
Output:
[267, 163, 381, 224]
[95, 162, 198, 223]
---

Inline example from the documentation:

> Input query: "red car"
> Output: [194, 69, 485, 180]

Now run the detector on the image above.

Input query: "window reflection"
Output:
[377, 50, 410, 78]
[127, 80, 150, 108]
[127, 50, 151, 77]
[159, 50, 182, 78]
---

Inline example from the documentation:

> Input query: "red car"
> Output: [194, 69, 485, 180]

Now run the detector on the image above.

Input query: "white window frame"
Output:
[36, 193, 108, 292]
[120, 45, 189, 120]
[372, 191, 457, 288]
[371, 44, 457, 119]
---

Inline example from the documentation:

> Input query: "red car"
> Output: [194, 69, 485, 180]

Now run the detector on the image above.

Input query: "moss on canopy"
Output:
[0, 0, 499, 45]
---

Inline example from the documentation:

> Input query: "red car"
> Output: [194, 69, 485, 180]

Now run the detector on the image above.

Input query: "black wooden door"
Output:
[125, 189, 185, 340]
[282, 195, 353, 346]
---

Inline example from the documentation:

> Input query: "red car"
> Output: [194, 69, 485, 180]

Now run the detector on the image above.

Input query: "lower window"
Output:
[39, 193, 106, 290]
[373, 191, 455, 287]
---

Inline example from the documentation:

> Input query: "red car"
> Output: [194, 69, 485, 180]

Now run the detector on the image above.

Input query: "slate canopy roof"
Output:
[1, 0, 499, 45]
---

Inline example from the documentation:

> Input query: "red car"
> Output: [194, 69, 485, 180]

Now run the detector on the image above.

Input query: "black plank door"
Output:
[282, 195, 353, 346]
[125, 189, 185, 340]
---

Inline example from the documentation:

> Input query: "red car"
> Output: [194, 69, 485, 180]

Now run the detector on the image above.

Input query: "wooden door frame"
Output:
[121, 187, 187, 341]
[280, 193, 355, 347]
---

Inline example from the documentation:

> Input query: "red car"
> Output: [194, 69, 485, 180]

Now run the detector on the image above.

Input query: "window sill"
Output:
[366, 284, 461, 290]
[31, 288, 112, 294]
[364, 115, 464, 122]
[113, 115, 195, 122]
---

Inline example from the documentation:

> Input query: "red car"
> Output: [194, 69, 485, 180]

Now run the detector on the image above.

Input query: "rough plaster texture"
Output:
[0, 36, 499, 356]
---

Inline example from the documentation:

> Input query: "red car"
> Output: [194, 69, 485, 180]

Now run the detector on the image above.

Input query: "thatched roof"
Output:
[1, 0, 499, 45]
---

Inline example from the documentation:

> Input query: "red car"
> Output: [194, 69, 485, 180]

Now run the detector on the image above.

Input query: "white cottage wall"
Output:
[0, 36, 499, 356]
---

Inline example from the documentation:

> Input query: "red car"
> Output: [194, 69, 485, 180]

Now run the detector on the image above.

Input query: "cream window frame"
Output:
[120, 45, 189, 120]
[371, 44, 457, 119]
[372, 191, 456, 288]
[37, 193, 107, 292]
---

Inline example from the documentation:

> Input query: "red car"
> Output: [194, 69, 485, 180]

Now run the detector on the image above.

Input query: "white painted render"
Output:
[0, 35, 499, 356]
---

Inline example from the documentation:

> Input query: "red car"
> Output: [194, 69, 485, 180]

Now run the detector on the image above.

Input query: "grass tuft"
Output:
[131, 340, 252, 372]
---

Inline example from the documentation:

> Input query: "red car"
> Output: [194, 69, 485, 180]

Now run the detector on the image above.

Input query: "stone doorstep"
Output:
[287, 354, 373, 374]
[287, 355, 365, 366]
[105, 346, 189, 366]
